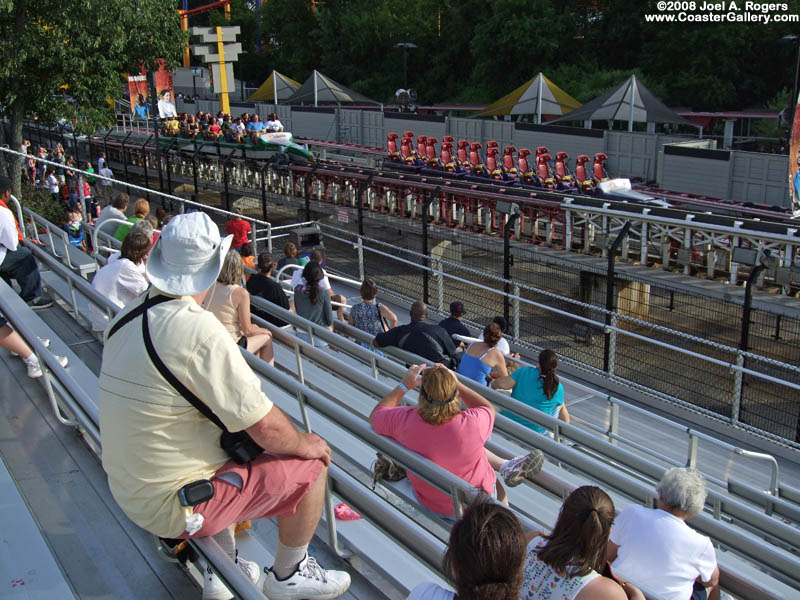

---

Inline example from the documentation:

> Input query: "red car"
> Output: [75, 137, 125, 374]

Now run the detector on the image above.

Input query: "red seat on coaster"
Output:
[416, 135, 428, 160]
[387, 132, 400, 161]
[518, 148, 535, 183]
[400, 136, 415, 163]
[537, 153, 555, 188]
[593, 153, 609, 182]
[486, 147, 502, 179]
[457, 140, 471, 168]
[554, 151, 573, 181]
[425, 137, 440, 166]
[441, 141, 457, 171]
[575, 155, 595, 192]
[469, 142, 485, 175]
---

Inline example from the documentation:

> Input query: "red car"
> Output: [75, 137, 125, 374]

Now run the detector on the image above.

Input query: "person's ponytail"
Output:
[538, 349, 559, 400]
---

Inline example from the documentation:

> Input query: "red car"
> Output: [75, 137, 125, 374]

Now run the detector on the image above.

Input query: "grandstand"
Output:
[1, 154, 800, 599]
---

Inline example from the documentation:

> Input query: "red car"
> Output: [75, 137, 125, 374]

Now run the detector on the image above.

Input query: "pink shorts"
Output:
[179, 453, 325, 538]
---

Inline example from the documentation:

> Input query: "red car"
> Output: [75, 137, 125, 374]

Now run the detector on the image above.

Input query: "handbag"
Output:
[107, 295, 264, 464]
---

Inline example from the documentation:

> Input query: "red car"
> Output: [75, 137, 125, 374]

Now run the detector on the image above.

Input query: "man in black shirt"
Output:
[247, 252, 290, 327]
[438, 301, 471, 345]
[374, 300, 458, 368]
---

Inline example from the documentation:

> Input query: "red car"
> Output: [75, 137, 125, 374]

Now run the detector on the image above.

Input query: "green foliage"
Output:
[19, 184, 66, 228]
[752, 88, 791, 140]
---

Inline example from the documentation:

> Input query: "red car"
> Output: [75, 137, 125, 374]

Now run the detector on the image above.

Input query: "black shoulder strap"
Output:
[141, 302, 229, 433]
[106, 293, 229, 433]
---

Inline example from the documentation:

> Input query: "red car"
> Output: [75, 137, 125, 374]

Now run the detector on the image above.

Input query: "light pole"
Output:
[393, 42, 417, 90]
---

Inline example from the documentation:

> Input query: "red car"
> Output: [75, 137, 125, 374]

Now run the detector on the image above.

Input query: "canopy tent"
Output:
[285, 70, 380, 106]
[550, 74, 694, 131]
[246, 70, 301, 103]
[475, 73, 581, 123]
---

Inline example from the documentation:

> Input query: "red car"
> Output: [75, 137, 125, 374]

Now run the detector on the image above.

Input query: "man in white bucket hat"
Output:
[99, 212, 350, 600]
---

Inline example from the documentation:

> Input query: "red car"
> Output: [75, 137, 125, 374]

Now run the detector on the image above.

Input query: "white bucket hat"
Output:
[146, 212, 233, 296]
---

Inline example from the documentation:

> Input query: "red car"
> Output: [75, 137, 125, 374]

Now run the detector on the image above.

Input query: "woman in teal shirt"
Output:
[490, 349, 569, 434]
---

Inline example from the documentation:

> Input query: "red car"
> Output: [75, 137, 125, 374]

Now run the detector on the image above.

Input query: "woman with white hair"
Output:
[606, 467, 720, 600]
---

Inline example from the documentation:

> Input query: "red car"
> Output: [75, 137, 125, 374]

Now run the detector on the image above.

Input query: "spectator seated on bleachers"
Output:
[247, 252, 290, 328]
[521, 486, 644, 600]
[291, 261, 334, 348]
[203, 249, 274, 366]
[89, 231, 151, 332]
[407, 497, 526, 600]
[240, 242, 255, 279]
[438, 300, 470, 346]
[347, 278, 398, 350]
[456, 322, 508, 386]
[113, 197, 150, 242]
[98, 212, 351, 600]
[289, 249, 346, 321]
[374, 300, 458, 369]
[607, 468, 720, 600]
[491, 348, 570, 436]
[370, 364, 543, 517]
[276, 241, 301, 272]
[0, 176, 53, 310]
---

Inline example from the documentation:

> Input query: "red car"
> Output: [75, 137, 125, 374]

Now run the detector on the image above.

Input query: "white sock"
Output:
[211, 525, 236, 562]
[272, 541, 309, 580]
[23, 354, 39, 366]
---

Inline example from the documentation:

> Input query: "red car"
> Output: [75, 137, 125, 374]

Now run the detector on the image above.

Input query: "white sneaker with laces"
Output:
[201, 553, 261, 600]
[499, 450, 544, 487]
[11, 337, 50, 357]
[26, 354, 68, 379]
[263, 554, 351, 600]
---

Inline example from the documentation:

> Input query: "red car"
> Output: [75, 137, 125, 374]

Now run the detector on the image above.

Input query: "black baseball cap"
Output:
[450, 301, 466, 316]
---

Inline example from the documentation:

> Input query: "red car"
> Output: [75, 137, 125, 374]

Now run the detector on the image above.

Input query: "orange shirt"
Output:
[0, 197, 24, 243]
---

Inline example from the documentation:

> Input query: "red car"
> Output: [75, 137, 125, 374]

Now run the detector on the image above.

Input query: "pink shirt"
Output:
[372, 405, 496, 516]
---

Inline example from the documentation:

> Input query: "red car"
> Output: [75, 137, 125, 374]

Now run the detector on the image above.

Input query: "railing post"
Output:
[687, 433, 698, 468]
[607, 314, 617, 376]
[435, 260, 444, 313]
[121, 132, 132, 195]
[512, 283, 520, 340]
[260, 163, 268, 221]
[732, 352, 744, 424]
[608, 398, 619, 446]
[422, 186, 439, 305]
[357, 236, 365, 282]
[603, 221, 631, 373]
[503, 208, 521, 326]
[141, 136, 152, 203]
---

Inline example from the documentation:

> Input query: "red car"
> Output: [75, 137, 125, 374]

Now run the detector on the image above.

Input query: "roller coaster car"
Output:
[536, 153, 557, 190]
[517, 148, 539, 186]
[486, 147, 519, 185]
[386, 132, 401, 161]
[554, 151, 578, 191]
[575, 155, 596, 194]
[439, 141, 463, 175]
[395, 135, 422, 173]
[416, 135, 428, 163]
[253, 132, 313, 160]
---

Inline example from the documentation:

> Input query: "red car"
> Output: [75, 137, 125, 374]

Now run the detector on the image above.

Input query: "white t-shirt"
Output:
[90, 257, 149, 331]
[48, 174, 60, 194]
[610, 505, 717, 600]
[479, 332, 510, 355]
[0, 205, 20, 264]
[406, 583, 454, 600]
[290, 267, 331, 291]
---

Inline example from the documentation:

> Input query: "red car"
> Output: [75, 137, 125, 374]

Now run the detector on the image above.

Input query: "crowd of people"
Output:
[4, 170, 725, 599]
[160, 110, 284, 145]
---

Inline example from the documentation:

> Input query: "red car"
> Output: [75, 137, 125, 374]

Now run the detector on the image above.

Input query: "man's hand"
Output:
[297, 432, 331, 466]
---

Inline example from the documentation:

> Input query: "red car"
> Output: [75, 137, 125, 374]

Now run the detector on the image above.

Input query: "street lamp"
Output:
[393, 42, 417, 90]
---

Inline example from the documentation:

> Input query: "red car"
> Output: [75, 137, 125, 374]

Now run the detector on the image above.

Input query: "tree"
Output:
[0, 0, 185, 196]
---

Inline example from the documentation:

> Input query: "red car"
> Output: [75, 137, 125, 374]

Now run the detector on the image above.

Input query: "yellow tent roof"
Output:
[477, 73, 580, 121]
[246, 70, 301, 103]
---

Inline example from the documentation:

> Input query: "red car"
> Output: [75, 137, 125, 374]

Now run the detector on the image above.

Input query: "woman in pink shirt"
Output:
[370, 364, 543, 517]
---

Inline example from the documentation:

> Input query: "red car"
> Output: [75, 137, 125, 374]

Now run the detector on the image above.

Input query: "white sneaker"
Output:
[26, 354, 68, 379]
[11, 337, 50, 357]
[201, 553, 261, 600]
[500, 450, 544, 487]
[263, 554, 351, 600]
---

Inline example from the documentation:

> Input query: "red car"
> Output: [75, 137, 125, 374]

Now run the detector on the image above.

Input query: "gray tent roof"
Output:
[285, 70, 380, 105]
[550, 75, 694, 127]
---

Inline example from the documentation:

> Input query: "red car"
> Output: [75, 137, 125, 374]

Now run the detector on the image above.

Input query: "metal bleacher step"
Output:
[0, 454, 76, 599]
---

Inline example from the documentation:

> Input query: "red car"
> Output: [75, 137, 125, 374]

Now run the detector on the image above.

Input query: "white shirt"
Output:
[479, 332, 510, 355]
[95, 205, 127, 235]
[90, 258, 149, 331]
[100, 167, 114, 185]
[157, 99, 177, 118]
[48, 174, 60, 194]
[610, 505, 717, 600]
[290, 267, 331, 291]
[0, 205, 20, 264]
[233, 122, 245, 136]
[406, 583, 454, 600]
[97, 156, 105, 172]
